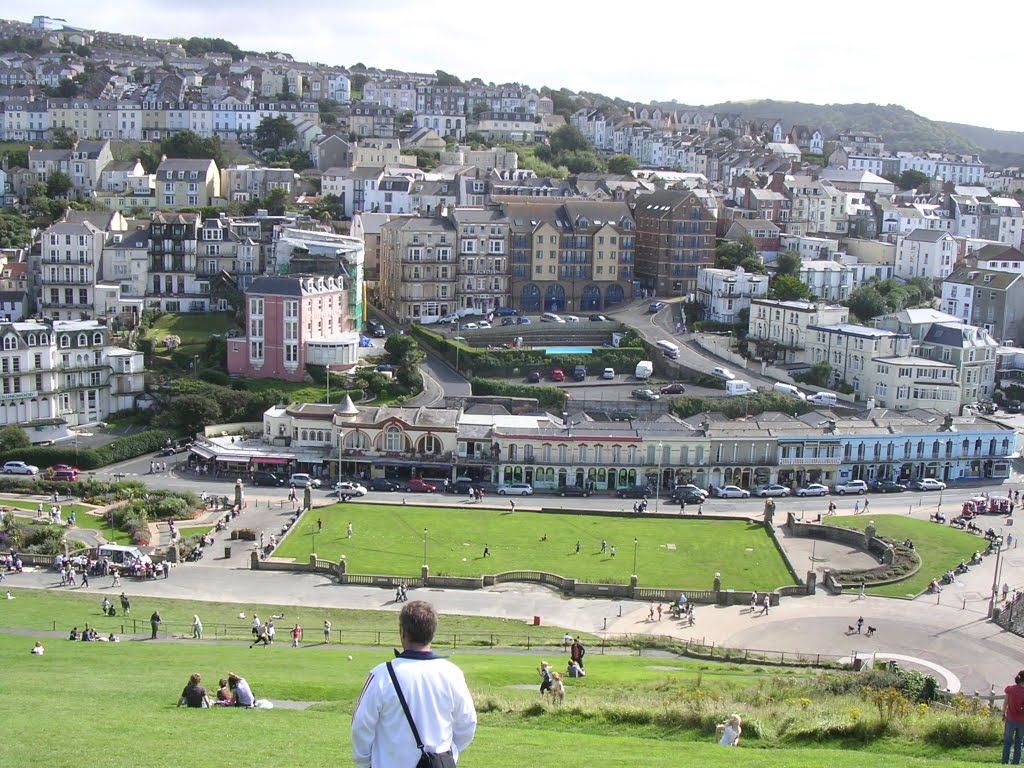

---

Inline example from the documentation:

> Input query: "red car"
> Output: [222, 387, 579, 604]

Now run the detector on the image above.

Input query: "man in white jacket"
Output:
[352, 601, 477, 768]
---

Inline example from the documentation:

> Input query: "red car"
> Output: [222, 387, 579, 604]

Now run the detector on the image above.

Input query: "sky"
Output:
[8, 1, 1024, 132]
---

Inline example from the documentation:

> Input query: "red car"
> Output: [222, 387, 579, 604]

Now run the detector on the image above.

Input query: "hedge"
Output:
[471, 378, 568, 409]
[410, 323, 647, 377]
[0, 429, 181, 471]
[668, 391, 815, 419]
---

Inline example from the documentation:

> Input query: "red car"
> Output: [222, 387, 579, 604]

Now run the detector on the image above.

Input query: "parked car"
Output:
[501, 317, 518, 327]
[368, 478, 401, 492]
[910, 478, 947, 491]
[673, 483, 709, 499]
[558, 485, 590, 498]
[439, 313, 459, 324]
[526, 371, 542, 383]
[659, 383, 686, 395]
[289, 473, 322, 488]
[460, 322, 479, 331]
[602, 367, 615, 380]
[516, 316, 532, 325]
[616, 485, 653, 499]
[632, 388, 660, 401]
[589, 314, 609, 322]
[714, 485, 750, 499]
[873, 480, 907, 494]
[833, 480, 868, 495]
[795, 483, 830, 497]
[540, 312, 565, 323]
[365, 319, 386, 338]
[551, 369, 565, 382]
[497, 482, 534, 496]
[648, 301, 666, 313]
[332, 481, 367, 497]
[2, 461, 38, 475]
[672, 488, 706, 504]
[564, 315, 581, 323]
[251, 470, 284, 487]
[476, 320, 491, 329]
[756, 484, 791, 498]
[609, 410, 637, 421]
[405, 478, 437, 493]
[1006, 401, 1022, 413]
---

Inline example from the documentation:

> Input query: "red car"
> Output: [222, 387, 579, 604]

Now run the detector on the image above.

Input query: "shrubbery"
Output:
[0, 429, 179, 471]
[669, 392, 815, 420]
[471, 378, 567, 408]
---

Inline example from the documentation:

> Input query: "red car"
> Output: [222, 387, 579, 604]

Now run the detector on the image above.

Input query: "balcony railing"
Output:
[778, 457, 842, 465]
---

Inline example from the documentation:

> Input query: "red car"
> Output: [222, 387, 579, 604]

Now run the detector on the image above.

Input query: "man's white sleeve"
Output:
[451, 671, 477, 754]
[351, 673, 379, 768]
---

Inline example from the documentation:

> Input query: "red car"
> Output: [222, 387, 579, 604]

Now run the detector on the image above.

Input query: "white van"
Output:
[725, 380, 754, 396]
[773, 382, 806, 401]
[712, 366, 735, 381]
[807, 391, 838, 406]
[635, 360, 654, 380]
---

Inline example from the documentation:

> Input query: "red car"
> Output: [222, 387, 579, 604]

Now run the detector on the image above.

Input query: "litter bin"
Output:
[533, 615, 541, 626]
[224, 546, 232, 559]
[852, 657, 863, 671]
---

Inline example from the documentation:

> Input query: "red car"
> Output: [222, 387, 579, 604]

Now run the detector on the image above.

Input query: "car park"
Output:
[251, 470, 284, 487]
[648, 301, 665, 313]
[873, 480, 907, 493]
[589, 314, 609, 322]
[368, 478, 401, 492]
[833, 480, 868, 495]
[602, 367, 615, 380]
[632, 388, 660, 401]
[526, 371, 542, 383]
[2, 461, 38, 475]
[289, 473, 322, 488]
[756, 484, 791, 498]
[795, 483, 830, 497]
[497, 482, 533, 496]
[551, 369, 565, 382]
[616, 485, 653, 499]
[714, 485, 750, 499]
[405, 478, 437, 493]
[540, 312, 565, 323]
[333, 481, 367, 497]
[910, 478, 947, 491]
[558, 485, 590, 497]
[659, 383, 686, 394]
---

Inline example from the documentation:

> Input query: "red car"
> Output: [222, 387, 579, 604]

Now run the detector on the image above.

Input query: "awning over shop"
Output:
[190, 444, 215, 460]
[252, 457, 289, 465]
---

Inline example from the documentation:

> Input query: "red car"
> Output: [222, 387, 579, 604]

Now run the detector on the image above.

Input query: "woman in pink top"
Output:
[1003, 669, 1024, 764]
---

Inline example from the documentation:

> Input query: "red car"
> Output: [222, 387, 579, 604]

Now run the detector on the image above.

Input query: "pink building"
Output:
[227, 275, 359, 382]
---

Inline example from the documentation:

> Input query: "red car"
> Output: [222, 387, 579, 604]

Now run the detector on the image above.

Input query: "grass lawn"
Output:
[177, 525, 214, 538]
[0, 610, 997, 768]
[144, 312, 236, 345]
[824, 515, 983, 597]
[0, 497, 133, 546]
[274, 504, 795, 591]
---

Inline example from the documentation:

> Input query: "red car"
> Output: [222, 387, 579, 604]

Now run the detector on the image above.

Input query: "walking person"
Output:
[482, 544, 489, 558]
[80, 570, 89, 588]
[120, 593, 130, 615]
[250, 622, 270, 648]
[266, 619, 275, 645]
[111, 569, 120, 588]
[856, 616, 864, 634]
[575, 540, 580, 554]
[1005, 583, 1011, 602]
[854, 500, 861, 514]
[600, 539, 607, 553]
[291, 622, 303, 648]
[150, 610, 162, 639]
[509, 499, 516, 513]
[760, 595, 770, 615]
[192, 614, 203, 640]
[750, 591, 758, 613]
[347, 522, 353, 538]
[610, 545, 616, 558]
[351, 600, 477, 768]
[1003, 670, 1024, 765]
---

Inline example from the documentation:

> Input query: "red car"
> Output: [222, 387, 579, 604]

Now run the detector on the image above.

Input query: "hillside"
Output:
[938, 121, 1024, 156]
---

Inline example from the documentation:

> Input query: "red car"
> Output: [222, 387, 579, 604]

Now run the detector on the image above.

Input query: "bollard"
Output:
[603, 617, 607, 630]
[618, 606, 622, 617]
[963, 597, 966, 610]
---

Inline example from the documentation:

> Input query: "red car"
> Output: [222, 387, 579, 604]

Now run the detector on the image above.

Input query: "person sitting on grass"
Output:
[68, 627, 79, 641]
[215, 678, 233, 705]
[716, 714, 742, 746]
[178, 673, 211, 708]
[31, 641, 44, 655]
[228, 673, 255, 708]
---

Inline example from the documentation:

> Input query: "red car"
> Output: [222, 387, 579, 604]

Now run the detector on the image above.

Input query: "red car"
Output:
[45, 464, 80, 481]
[405, 478, 437, 493]
[551, 369, 565, 382]
[659, 383, 686, 395]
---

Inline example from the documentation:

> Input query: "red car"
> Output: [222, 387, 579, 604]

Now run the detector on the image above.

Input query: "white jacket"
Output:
[351, 652, 477, 768]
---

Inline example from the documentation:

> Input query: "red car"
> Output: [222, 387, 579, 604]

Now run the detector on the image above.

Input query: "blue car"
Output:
[649, 301, 665, 314]
[492, 307, 518, 317]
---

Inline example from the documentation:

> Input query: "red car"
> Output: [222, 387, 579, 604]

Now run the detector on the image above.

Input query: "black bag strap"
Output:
[386, 661, 425, 751]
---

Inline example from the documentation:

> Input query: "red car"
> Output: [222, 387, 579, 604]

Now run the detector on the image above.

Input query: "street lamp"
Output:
[632, 537, 638, 578]
[989, 536, 1005, 617]
[311, 522, 317, 557]
[423, 528, 428, 566]
[655, 443, 663, 513]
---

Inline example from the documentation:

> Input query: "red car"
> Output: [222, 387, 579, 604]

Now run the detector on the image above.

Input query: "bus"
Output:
[656, 339, 680, 359]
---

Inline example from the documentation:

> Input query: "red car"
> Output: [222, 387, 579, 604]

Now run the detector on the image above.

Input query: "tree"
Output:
[166, 393, 222, 434]
[795, 362, 832, 387]
[547, 125, 591, 156]
[161, 130, 226, 169]
[385, 334, 425, 390]
[607, 154, 639, 175]
[0, 146, 28, 169]
[775, 250, 802, 278]
[254, 115, 297, 151]
[46, 170, 73, 199]
[715, 236, 758, 269]
[435, 69, 462, 87]
[50, 127, 77, 149]
[349, 72, 368, 97]
[396, 110, 414, 129]
[0, 425, 29, 453]
[769, 275, 811, 301]
[846, 285, 889, 322]
[307, 193, 343, 221]
[0, 212, 31, 248]
[897, 169, 930, 190]
[905, 276, 935, 302]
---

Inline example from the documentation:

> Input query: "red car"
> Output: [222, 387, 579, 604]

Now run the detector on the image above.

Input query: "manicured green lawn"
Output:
[178, 524, 214, 538]
[825, 515, 983, 597]
[144, 312, 236, 345]
[275, 504, 794, 591]
[0, 497, 133, 545]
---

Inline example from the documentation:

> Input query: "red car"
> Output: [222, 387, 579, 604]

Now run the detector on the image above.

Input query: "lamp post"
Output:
[632, 537, 638, 578]
[423, 528, 428, 566]
[989, 536, 1005, 618]
[311, 523, 317, 557]
[655, 443, 663, 513]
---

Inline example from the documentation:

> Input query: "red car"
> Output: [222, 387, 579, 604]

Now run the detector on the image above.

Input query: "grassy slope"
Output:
[275, 503, 794, 591]
[824, 515, 982, 597]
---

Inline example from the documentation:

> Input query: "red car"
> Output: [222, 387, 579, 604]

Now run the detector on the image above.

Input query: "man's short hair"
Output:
[399, 600, 437, 646]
